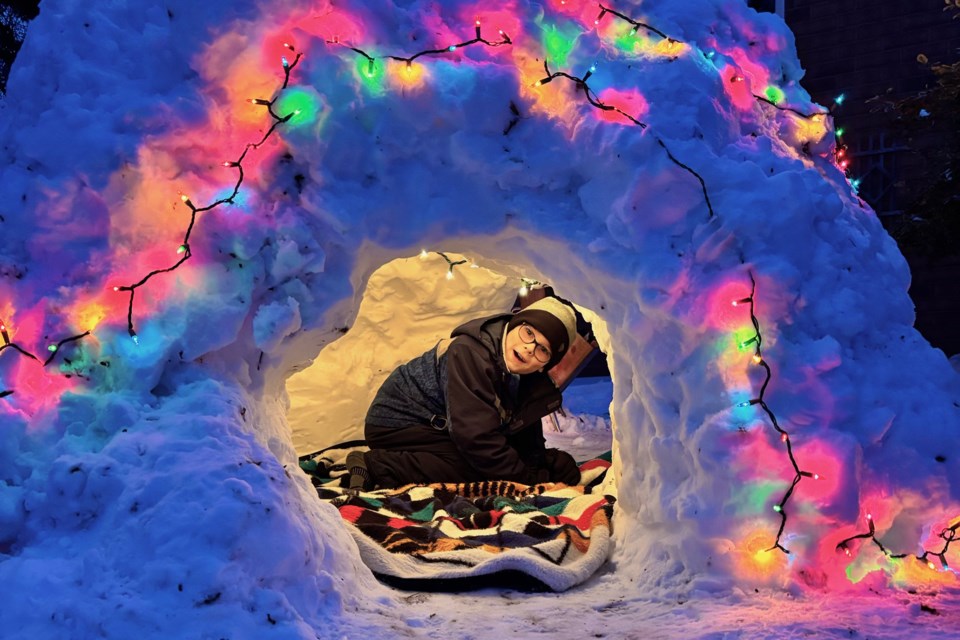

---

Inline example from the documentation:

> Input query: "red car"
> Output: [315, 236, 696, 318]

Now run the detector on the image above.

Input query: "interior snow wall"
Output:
[284, 251, 613, 457]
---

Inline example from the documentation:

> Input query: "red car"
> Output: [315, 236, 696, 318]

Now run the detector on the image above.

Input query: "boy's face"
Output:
[503, 323, 552, 375]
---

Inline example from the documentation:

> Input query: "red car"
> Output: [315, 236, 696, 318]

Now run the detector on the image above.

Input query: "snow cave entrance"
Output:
[285, 249, 617, 479]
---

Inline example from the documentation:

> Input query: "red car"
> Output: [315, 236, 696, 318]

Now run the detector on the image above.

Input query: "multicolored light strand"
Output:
[114, 47, 304, 344]
[595, 4, 671, 40]
[3, 25, 511, 398]
[0, 318, 91, 398]
[731, 274, 820, 555]
[837, 513, 959, 573]
[325, 20, 511, 77]
[111, 27, 512, 341]
[533, 59, 717, 219]
[418, 250, 469, 280]
[593, 3, 855, 191]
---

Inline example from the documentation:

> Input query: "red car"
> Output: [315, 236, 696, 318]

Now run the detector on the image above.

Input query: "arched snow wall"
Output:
[1, 2, 959, 631]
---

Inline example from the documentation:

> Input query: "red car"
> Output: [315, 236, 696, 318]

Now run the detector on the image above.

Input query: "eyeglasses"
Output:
[518, 324, 552, 363]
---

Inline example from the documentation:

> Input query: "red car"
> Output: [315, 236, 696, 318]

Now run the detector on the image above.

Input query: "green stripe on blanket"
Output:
[307, 454, 616, 592]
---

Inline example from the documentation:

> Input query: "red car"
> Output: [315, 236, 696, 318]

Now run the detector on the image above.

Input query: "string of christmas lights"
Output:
[115, 48, 305, 344]
[326, 20, 511, 77]
[418, 250, 540, 299]
[753, 93, 828, 120]
[825, 95, 858, 189]
[1, 24, 515, 401]
[518, 277, 542, 297]
[0, 318, 91, 398]
[836, 513, 959, 572]
[1, 316, 37, 398]
[534, 60, 648, 128]
[730, 275, 957, 570]
[1, 49, 305, 396]
[418, 249, 469, 280]
[596, 3, 671, 40]
[731, 273, 821, 554]
[534, 60, 717, 219]
[0, 319, 36, 363]
[567, 5, 923, 565]
[41, 331, 92, 366]
[756, 90, 863, 196]
[116, 26, 511, 343]
[593, 3, 858, 191]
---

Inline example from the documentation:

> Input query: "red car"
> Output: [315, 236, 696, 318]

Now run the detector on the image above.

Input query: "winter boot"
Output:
[346, 451, 373, 493]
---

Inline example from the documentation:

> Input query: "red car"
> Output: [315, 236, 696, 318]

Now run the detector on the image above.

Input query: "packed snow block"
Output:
[1, 0, 959, 631]
[253, 296, 303, 352]
[1, 377, 376, 636]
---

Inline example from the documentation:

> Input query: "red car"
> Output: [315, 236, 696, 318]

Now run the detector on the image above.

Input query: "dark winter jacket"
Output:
[365, 314, 563, 482]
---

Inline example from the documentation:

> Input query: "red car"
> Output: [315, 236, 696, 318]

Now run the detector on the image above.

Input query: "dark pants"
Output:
[364, 423, 489, 488]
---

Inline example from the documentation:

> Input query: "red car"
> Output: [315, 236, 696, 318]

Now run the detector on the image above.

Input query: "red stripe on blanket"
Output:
[339, 505, 364, 523]
[339, 505, 418, 528]
[556, 498, 609, 530]
[387, 516, 418, 528]
[435, 515, 467, 531]
[578, 459, 610, 473]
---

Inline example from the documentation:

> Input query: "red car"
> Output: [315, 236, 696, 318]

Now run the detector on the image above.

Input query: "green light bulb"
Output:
[764, 85, 785, 104]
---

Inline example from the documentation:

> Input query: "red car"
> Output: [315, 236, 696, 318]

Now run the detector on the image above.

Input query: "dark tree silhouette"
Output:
[875, 4, 960, 258]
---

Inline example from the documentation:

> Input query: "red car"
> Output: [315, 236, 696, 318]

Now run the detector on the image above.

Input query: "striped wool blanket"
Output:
[307, 455, 615, 592]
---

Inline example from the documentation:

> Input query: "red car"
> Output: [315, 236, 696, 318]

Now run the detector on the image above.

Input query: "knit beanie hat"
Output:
[508, 297, 578, 369]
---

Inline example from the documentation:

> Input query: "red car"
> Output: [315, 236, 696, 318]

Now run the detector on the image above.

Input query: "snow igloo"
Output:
[1, 0, 959, 635]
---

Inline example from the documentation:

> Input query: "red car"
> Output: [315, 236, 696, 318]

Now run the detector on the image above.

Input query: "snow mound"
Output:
[1, 0, 959, 636]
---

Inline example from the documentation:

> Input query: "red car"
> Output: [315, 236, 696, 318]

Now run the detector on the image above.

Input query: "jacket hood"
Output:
[450, 314, 511, 360]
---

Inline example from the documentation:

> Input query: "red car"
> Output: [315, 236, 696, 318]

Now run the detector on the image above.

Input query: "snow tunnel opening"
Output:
[284, 248, 617, 479]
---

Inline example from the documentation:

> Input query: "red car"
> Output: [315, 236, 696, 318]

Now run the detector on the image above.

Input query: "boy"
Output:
[348, 297, 582, 490]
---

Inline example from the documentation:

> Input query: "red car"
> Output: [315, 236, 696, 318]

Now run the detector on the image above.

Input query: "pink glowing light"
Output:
[594, 88, 649, 125]
[719, 63, 755, 111]
[549, 0, 601, 27]
[792, 440, 843, 504]
[288, 10, 366, 47]
[705, 280, 754, 331]
[11, 353, 77, 416]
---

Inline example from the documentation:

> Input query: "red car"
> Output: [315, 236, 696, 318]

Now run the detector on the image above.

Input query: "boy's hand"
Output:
[544, 448, 580, 485]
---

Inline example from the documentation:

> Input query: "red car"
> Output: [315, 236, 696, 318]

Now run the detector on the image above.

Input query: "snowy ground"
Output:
[387, 583, 960, 640]
[345, 379, 960, 640]
[543, 376, 615, 461]
[348, 398, 960, 640]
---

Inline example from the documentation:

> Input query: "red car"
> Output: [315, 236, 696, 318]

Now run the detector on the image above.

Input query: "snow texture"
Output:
[1, 0, 959, 637]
